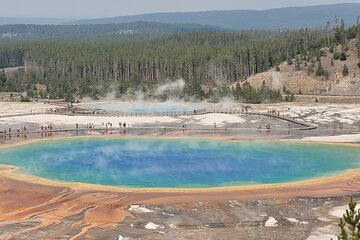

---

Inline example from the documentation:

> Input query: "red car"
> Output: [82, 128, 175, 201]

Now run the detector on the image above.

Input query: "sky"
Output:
[0, 0, 359, 19]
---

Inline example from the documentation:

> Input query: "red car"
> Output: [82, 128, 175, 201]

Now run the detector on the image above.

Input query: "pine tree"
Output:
[316, 61, 328, 77]
[336, 198, 360, 240]
[0, 69, 6, 83]
[290, 93, 295, 102]
[0, 69, 6, 91]
[343, 64, 349, 76]
[232, 82, 242, 100]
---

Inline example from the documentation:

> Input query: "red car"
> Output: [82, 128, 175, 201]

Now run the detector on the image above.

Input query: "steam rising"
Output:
[80, 77, 241, 113]
[155, 79, 185, 96]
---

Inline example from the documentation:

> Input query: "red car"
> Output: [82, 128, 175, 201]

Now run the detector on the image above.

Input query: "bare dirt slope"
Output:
[242, 39, 360, 96]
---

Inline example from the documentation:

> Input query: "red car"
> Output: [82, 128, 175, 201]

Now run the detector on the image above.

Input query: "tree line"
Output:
[0, 22, 225, 39]
[0, 20, 359, 102]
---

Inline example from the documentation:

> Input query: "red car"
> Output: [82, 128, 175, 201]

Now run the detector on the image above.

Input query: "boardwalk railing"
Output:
[244, 112, 317, 130]
[0, 112, 45, 118]
[63, 108, 253, 117]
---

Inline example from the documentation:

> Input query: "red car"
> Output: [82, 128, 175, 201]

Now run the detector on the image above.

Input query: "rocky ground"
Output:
[1, 195, 358, 240]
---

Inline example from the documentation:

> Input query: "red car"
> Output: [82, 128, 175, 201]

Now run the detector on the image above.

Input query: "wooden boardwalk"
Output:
[0, 108, 317, 131]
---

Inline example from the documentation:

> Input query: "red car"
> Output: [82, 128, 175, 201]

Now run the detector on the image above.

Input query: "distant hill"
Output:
[0, 17, 72, 25]
[0, 22, 226, 39]
[68, 3, 360, 30]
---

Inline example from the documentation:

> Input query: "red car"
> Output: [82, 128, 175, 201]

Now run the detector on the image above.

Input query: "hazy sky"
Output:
[1, 0, 360, 19]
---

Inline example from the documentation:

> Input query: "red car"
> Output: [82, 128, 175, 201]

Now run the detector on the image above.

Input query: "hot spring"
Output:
[78, 101, 196, 113]
[1, 138, 360, 188]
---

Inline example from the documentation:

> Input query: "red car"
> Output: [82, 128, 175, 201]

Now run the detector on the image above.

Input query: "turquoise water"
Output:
[0, 138, 360, 188]
[80, 101, 195, 113]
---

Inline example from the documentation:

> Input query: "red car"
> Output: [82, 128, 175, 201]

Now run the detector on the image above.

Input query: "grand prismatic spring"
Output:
[1, 138, 360, 189]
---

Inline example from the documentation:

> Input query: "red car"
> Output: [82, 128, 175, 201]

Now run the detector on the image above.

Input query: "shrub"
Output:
[339, 52, 347, 61]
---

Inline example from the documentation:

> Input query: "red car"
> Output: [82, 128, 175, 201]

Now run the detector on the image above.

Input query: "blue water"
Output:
[0, 138, 360, 188]
[80, 101, 195, 113]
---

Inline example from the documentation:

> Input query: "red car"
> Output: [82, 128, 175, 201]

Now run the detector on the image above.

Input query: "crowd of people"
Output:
[40, 125, 53, 131]
[73, 122, 132, 130]
[268, 109, 281, 116]
[1, 126, 28, 139]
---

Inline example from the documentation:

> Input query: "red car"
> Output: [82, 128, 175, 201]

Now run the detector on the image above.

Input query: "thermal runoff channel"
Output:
[1, 138, 360, 188]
